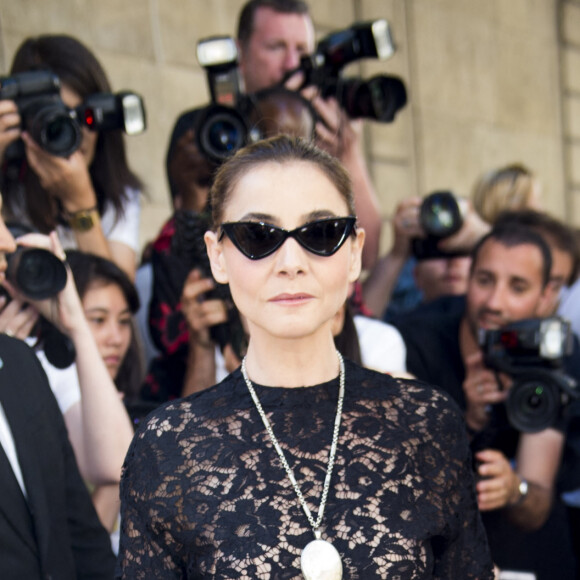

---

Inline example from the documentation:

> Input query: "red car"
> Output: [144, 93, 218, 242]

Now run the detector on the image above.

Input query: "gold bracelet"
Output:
[65, 207, 100, 232]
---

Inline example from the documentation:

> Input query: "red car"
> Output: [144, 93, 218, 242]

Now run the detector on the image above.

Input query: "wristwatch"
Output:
[513, 477, 529, 505]
[66, 207, 99, 232]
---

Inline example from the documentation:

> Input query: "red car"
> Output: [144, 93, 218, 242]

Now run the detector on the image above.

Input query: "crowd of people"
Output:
[0, 0, 579, 578]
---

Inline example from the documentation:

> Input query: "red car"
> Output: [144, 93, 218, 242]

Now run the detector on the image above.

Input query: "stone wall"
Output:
[0, 0, 575, 255]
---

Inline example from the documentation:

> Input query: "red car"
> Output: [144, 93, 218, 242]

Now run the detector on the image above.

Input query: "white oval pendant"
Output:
[300, 539, 343, 580]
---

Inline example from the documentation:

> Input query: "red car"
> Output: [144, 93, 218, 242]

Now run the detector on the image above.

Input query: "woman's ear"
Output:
[348, 227, 365, 283]
[204, 231, 229, 284]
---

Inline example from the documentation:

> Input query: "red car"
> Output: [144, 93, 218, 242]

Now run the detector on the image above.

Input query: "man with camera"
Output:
[393, 222, 578, 579]
[363, 192, 490, 319]
[166, 0, 384, 267]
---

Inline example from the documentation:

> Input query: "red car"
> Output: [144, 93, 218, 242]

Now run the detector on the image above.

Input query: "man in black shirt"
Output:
[394, 223, 577, 579]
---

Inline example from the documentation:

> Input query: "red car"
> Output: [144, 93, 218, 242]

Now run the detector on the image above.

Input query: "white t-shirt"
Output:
[31, 343, 81, 415]
[353, 315, 407, 375]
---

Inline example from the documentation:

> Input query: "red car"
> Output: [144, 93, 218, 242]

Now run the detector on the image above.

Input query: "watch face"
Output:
[68, 209, 97, 232]
[78, 215, 94, 231]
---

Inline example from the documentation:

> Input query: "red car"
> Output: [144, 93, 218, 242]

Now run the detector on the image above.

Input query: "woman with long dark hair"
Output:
[0, 34, 142, 279]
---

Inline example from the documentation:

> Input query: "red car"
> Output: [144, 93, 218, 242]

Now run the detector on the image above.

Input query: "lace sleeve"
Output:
[116, 419, 186, 579]
[423, 385, 492, 578]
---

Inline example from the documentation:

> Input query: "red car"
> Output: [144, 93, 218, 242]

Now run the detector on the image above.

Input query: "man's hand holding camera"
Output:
[180, 268, 241, 396]
[180, 269, 229, 350]
[463, 351, 510, 433]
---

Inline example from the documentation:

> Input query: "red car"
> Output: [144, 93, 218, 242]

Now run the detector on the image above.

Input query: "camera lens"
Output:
[23, 98, 82, 157]
[197, 105, 248, 162]
[41, 112, 81, 156]
[339, 76, 407, 122]
[7, 247, 67, 300]
[506, 378, 560, 433]
[420, 191, 463, 238]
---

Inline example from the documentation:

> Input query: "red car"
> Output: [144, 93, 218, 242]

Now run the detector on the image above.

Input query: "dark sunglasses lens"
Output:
[298, 219, 354, 255]
[228, 223, 284, 259]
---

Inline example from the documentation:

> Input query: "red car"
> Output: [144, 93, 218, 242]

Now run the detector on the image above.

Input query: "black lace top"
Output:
[117, 360, 493, 579]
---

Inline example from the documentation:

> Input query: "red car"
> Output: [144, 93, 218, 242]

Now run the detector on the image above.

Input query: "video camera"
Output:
[479, 316, 579, 433]
[194, 36, 316, 162]
[3, 223, 76, 369]
[291, 19, 407, 122]
[411, 190, 468, 260]
[0, 70, 146, 158]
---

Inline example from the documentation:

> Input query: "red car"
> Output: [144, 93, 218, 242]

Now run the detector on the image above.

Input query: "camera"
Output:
[291, 19, 407, 122]
[412, 191, 467, 260]
[171, 209, 246, 358]
[195, 36, 316, 162]
[5, 223, 67, 300]
[194, 36, 261, 162]
[0, 70, 82, 157]
[479, 317, 579, 433]
[2, 223, 76, 368]
[0, 70, 147, 159]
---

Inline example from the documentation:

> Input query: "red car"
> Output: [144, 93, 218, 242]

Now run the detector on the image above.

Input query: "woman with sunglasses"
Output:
[117, 135, 493, 579]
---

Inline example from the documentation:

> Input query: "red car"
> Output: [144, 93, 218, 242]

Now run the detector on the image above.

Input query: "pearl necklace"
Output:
[241, 351, 345, 580]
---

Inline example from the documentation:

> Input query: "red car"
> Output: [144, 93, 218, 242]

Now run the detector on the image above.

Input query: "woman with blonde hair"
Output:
[471, 163, 542, 224]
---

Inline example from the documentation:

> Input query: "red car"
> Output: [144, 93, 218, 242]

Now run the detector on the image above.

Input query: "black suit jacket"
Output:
[0, 334, 115, 579]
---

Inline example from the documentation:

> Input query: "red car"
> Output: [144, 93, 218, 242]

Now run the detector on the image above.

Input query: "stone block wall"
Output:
[0, 0, 575, 256]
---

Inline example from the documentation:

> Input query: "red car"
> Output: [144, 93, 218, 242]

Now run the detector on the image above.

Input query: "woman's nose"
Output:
[274, 236, 307, 277]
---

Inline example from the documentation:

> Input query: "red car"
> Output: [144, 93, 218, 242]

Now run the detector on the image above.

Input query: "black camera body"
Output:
[479, 317, 579, 433]
[412, 190, 466, 260]
[294, 19, 407, 122]
[194, 36, 262, 163]
[0, 70, 146, 160]
[0, 70, 82, 157]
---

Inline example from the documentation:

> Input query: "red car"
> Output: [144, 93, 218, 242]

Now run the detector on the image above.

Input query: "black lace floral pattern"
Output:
[117, 361, 493, 579]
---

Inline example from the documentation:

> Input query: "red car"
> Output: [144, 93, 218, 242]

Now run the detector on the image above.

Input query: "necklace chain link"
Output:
[241, 351, 345, 534]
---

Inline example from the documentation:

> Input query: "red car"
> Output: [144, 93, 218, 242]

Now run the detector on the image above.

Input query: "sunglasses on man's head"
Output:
[218, 216, 357, 260]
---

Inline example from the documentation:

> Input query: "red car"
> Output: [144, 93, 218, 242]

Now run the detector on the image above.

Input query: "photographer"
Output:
[166, 0, 383, 270]
[0, 34, 143, 281]
[363, 194, 490, 319]
[393, 224, 577, 579]
[4, 233, 135, 491]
